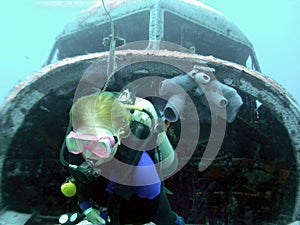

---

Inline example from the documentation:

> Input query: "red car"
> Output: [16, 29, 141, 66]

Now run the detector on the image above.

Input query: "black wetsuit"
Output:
[68, 143, 184, 225]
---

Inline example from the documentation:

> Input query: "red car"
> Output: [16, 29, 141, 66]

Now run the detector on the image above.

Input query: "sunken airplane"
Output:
[0, 0, 300, 224]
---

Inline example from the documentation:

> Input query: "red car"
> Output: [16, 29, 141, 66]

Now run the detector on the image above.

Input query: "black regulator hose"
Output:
[60, 118, 73, 168]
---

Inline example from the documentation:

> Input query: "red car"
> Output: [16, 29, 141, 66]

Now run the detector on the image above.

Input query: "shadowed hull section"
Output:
[0, 51, 299, 224]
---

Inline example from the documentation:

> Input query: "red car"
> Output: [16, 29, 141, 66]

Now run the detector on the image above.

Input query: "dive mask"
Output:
[66, 131, 118, 158]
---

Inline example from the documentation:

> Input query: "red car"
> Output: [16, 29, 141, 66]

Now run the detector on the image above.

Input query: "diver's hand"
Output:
[84, 207, 106, 224]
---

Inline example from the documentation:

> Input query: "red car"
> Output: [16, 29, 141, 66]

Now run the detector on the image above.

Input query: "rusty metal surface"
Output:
[0, 50, 299, 224]
[50, 0, 260, 70]
[59, 0, 251, 47]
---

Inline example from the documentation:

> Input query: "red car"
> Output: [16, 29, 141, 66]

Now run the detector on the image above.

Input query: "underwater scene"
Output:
[0, 1, 299, 225]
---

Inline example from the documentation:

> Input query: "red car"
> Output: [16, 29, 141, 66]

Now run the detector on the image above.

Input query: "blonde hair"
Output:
[71, 92, 130, 133]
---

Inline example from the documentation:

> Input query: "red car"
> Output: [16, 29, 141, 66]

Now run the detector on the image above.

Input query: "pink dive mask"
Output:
[66, 131, 117, 158]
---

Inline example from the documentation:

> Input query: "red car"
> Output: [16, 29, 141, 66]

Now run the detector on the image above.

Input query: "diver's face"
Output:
[73, 126, 119, 167]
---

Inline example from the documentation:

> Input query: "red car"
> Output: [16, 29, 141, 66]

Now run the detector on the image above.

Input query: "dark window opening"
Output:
[55, 11, 150, 61]
[164, 11, 252, 66]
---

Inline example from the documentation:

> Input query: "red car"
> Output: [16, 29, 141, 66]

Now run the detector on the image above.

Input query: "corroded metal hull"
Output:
[1, 0, 300, 224]
[1, 50, 299, 224]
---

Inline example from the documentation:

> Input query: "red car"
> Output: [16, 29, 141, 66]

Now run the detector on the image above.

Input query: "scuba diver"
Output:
[60, 91, 184, 225]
